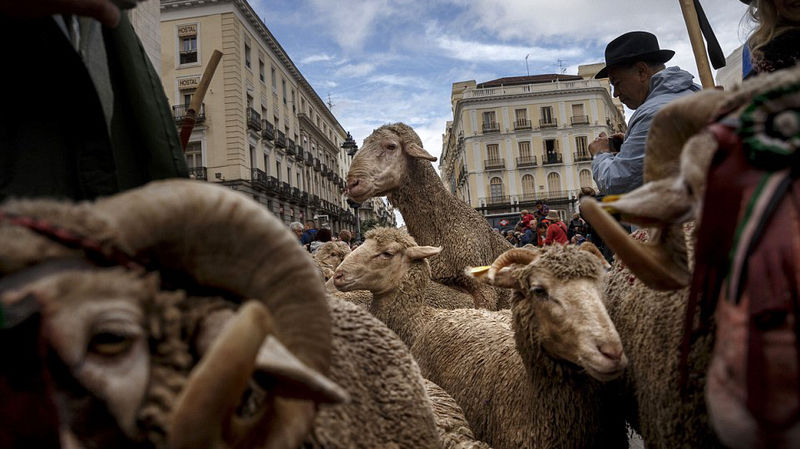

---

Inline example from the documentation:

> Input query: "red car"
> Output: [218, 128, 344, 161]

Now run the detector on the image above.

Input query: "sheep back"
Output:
[604, 227, 721, 449]
[424, 379, 492, 449]
[306, 296, 440, 448]
[411, 308, 627, 449]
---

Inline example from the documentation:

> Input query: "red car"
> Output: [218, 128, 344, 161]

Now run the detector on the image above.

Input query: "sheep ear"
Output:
[405, 246, 442, 260]
[405, 143, 437, 162]
[253, 335, 348, 404]
[490, 266, 521, 289]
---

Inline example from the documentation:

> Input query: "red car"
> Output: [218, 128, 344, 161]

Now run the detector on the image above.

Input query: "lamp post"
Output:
[342, 131, 360, 238]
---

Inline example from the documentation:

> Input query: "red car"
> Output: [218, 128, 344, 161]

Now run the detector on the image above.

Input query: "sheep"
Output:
[580, 65, 800, 449]
[313, 240, 351, 280]
[424, 379, 492, 449]
[346, 123, 512, 310]
[334, 227, 629, 449]
[0, 180, 442, 449]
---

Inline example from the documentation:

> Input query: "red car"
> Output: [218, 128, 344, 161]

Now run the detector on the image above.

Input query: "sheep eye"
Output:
[386, 143, 397, 151]
[89, 332, 134, 357]
[379, 251, 394, 259]
[529, 285, 548, 299]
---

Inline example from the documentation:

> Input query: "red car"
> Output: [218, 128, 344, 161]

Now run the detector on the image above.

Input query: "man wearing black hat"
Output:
[589, 31, 701, 195]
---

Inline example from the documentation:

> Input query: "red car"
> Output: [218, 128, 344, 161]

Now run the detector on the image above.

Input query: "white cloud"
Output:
[300, 53, 335, 64]
[368, 74, 426, 87]
[435, 35, 583, 62]
[334, 62, 378, 78]
[305, 0, 395, 52]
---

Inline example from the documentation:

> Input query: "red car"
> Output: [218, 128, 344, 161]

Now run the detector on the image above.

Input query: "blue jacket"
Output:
[592, 67, 700, 195]
[301, 229, 318, 245]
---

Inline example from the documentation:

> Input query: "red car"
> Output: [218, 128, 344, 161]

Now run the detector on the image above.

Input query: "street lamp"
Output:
[342, 132, 360, 237]
[346, 198, 361, 242]
[342, 132, 358, 156]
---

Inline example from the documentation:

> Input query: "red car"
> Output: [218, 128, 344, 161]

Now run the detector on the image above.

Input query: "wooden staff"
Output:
[678, 0, 715, 88]
[180, 49, 223, 150]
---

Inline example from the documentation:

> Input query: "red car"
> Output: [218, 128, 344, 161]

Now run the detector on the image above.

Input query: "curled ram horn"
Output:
[475, 248, 540, 288]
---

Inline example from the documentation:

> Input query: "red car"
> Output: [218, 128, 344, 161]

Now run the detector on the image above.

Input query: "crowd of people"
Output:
[290, 219, 359, 253]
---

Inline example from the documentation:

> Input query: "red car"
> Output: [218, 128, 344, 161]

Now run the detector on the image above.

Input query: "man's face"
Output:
[305, 221, 315, 230]
[607, 64, 650, 109]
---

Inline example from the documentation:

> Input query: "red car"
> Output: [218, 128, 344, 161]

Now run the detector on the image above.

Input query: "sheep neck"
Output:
[369, 263, 435, 347]
[386, 158, 457, 247]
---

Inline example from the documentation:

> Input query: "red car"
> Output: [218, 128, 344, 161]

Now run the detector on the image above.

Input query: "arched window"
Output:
[579, 169, 593, 188]
[490, 177, 504, 203]
[547, 172, 561, 194]
[521, 174, 535, 201]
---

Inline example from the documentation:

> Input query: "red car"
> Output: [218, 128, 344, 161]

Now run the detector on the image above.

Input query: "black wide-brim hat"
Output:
[595, 31, 675, 79]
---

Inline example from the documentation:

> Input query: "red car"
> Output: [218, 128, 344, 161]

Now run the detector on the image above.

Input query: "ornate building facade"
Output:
[159, 0, 358, 232]
[439, 65, 626, 229]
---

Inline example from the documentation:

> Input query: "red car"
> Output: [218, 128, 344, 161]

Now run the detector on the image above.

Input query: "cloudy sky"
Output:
[253, 0, 752, 162]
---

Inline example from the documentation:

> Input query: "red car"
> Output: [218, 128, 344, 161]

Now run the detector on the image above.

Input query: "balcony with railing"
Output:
[173, 104, 205, 123]
[250, 168, 267, 189]
[305, 152, 313, 166]
[188, 166, 207, 181]
[311, 194, 320, 207]
[290, 187, 301, 203]
[541, 153, 563, 165]
[485, 195, 511, 206]
[300, 192, 309, 206]
[573, 151, 592, 162]
[266, 176, 279, 193]
[261, 120, 274, 140]
[275, 130, 286, 148]
[517, 189, 573, 203]
[513, 119, 531, 130]
[246, 108, 262, 131]
[483, 158, 505, 170]
[466, 79, 607, 98]
[296, 145, 304, 160]
[516, 156, 537, 168]
[314, 158, 321, 172]
[286, 139, 296, 155]
[482, 121, 500, 133]
[570, 115, 589, 125]
[279, 182, 291, 199]
[539, 118, 557, 128]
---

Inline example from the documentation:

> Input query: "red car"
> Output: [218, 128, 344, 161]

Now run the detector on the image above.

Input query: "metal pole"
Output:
[525, 54, 530, 76]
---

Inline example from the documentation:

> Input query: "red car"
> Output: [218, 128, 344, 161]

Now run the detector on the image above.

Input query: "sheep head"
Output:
[332, 227, 440, 295]
[581, 65, 800, 290]
[313, 241, 351, 281]
[481, 247, 627, 382]
[346, 123, 436, 203]
[0, 180, 346, 449]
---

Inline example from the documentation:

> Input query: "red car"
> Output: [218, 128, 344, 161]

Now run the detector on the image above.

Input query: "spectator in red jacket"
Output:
[520, 209, 535, 229]
[539, 211, 568, 246]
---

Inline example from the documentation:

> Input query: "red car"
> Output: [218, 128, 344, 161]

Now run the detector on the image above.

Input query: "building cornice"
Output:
[161, 0, 346, 137]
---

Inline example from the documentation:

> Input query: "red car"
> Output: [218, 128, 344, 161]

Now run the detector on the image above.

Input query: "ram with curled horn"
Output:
[0, 180, 346, 449]
[580, 65, 800, 448]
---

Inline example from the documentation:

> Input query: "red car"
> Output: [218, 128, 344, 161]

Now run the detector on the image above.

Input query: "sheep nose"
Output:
[333, 271, 344, 281]
[346, 178, 360, 190]
[597, 343, 623, 362]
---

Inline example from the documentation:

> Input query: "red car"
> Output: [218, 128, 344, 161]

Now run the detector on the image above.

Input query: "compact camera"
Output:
[608, 135, 624, 152]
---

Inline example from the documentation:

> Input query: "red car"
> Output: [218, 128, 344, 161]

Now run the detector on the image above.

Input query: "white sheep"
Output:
[334, 227, 629, 449]
[346, 123, 512, 310]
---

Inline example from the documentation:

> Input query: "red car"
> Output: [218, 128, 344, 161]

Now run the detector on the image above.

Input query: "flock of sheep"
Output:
[2, 65, 798, 449]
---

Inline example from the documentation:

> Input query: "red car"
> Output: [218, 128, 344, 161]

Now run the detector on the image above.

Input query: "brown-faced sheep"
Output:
[346, 123, 512, 310]
[0, 180, 441, 449]
[580, 65, 800, 448]
[334, 227, 629, 449]
[313, 241, 351, 280]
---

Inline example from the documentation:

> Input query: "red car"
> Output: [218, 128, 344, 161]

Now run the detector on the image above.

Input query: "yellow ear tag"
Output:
[600, 194, 622, 214]
[468, 266, 491, 277]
